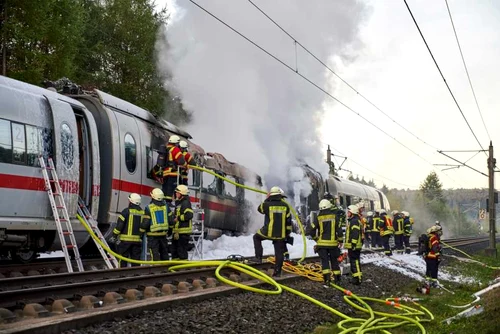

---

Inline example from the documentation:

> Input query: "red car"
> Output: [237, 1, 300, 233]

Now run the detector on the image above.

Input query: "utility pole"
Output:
[1, 1, 6, 76]
[486, 141, 497, 257]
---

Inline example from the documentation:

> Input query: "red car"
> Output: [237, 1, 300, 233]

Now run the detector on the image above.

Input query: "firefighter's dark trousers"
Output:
[348, 249, 362, 280]
[382, 234, 392, 255]
[253, 234, 286, 275]
[171, 234, 190, 260]
[425, 257, 439, 279]
[162, 175, 178, 201]
[370, 231, 381, 247]
[147, 236, 170, 261]
[117, 241, 142, 268]
[394, 233, 404, 250]
[403, 235, 411, 254]
[318, 247, 341, 280]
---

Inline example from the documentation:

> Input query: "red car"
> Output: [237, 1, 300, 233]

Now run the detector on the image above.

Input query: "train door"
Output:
[114, 112, 142, 210]
[76, 114, 91, 206]
[44, 96, 80, 214]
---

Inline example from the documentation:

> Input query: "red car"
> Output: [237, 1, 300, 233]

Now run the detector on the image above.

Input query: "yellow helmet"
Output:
[168, 135, 181, 144]
[319, 199, 333, 210]
[179, 140, 188, 149]
[150, 188, 164, 201]
[128, 193, 141, 205]
[175, 184, 189, 196]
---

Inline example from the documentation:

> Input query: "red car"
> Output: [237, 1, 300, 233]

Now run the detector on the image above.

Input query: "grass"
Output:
[312, 248, 500, 334]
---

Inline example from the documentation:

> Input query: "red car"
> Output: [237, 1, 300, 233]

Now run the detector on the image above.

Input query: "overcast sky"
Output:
[156, 0, 500, 191]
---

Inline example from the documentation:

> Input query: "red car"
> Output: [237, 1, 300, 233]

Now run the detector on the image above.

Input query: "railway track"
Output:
[0, 235, 494, 334]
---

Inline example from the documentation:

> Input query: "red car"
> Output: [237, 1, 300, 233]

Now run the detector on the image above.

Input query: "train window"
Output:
[26, 125, 41, 166]
[146, 146, 160, 179]
[0, 119, 12, 163]
[11, 122, 26, 164]
[224, 176, 236, 198]
[124, 133, 136, 173]
[61, 123, 74, 168]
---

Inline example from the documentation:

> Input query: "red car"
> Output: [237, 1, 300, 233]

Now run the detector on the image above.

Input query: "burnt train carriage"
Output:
[0, 75, 261, 261]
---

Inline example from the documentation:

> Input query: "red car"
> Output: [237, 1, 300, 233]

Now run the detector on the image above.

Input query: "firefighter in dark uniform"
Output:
[324, 192, 346, 229]
[307, 199, 343, 285]
[345, 205, 363, 285]
[179, 140, 197, 186]
[366, 211, 378, 248]
[171, 184, 193, 260]
[109, 193, 144, 267]
[253, 186, 291, 277]
[392, 210, 404, 251]
[425, 224, 442, 287]
[402, 211, 412, 254]
[155, 135, 186, 203]
[378, 209, 394, 256]
[140, 188, 170, 261]
[372, 210, 382, 248]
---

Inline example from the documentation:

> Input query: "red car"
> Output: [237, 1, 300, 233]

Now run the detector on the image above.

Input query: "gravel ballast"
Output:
[65, 264, 419, 334]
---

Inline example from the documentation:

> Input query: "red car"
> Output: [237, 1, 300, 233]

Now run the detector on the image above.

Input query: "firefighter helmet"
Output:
[168, 135, 181, 144]
[391, 210, 399, 215]
[380, 209, 386, 215]
[402, 211, 409, 217]
[175, 184, 189, 196]
[150, 188, 164, 201]
[367, 211, 373, 217]
[128, 193, 141, 205]
[179, 140, 188, 149]
[319, 199, 333, 210]
[348, 205, 359, 215]
[323, 192, 333, 200]
[427, 225, 442, 234]
[269, 186, 285, 197]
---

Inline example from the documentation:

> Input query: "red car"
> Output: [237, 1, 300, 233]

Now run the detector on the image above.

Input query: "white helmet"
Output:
[402, 211, 409, 217]
[348, 205, 359, 215]
[168, 135, 181, 144]
[175, 184, 189, 196]
[269, 186, 285, 197]
[128, 193, 141, 205]
[391, 210, 399, 215]
[427, 225, 442, 234]
[367, 211, 373, 217]
[179, 140, 188, 149]
[380, 209, 386, 215]
[319, 199, 333, 210]
[150, 188, 164, 201]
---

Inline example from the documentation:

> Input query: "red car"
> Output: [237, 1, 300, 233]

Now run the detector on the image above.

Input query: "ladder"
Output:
[39, 157, 84, 273]
[188, 169, 204, 260]
[77, 197, 119, 269]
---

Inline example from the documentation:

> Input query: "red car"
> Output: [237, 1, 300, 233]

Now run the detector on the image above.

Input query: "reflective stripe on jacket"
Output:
[257, 195, 291, 240]
[307, 209, 342, 247]
[113, 204, 144, 242]
[344, 215, 362, 250]
[174, 196, 193, 234]
[140, 200, 169, 236]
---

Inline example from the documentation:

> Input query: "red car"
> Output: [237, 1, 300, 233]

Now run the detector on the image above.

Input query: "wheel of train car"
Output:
[13, 249, 39, 263]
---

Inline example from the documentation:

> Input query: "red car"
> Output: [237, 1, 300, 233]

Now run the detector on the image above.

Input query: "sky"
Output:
[154, 0, 500, 191]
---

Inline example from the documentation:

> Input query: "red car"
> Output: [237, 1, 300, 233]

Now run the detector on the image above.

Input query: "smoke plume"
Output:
[156, 0, 369, 195]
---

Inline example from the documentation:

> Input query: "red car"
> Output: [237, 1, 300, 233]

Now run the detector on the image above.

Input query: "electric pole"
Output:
[486, 141, 497, 257]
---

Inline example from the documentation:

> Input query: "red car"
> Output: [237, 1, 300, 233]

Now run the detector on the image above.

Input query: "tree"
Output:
[1, 0, 85, 82]
[380, 184, 389, 194]
[420, 171, 444, 203]
[75, 0, 168, 115]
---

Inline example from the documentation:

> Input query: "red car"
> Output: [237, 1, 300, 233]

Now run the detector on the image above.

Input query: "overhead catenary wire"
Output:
[247, 0, 439, 152]
[403, 0, 487, 156]
[444, 0, 491, 141]
[187, 0, 466, 190]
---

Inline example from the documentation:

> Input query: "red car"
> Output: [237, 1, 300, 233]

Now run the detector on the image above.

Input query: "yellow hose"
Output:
[441, 241, 500, 269]
[76, 162, 435, 333]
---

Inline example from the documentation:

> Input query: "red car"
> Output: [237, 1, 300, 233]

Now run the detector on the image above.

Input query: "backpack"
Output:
[417, 234, 430, 255]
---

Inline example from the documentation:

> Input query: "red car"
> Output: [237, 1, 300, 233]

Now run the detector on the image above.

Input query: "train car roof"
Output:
[327, 176, 382, 200]
[94, 89, 193, 139]
[0, 75, 86, 109]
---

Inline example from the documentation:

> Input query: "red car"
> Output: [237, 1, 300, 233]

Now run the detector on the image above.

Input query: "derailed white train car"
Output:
[0, 76, 261, 261]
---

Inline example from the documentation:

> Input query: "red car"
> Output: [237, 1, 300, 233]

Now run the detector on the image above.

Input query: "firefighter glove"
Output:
[173, 233, 180, 240]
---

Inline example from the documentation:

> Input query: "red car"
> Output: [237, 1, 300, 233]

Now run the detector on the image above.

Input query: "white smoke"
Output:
[156, 0, 369, 195]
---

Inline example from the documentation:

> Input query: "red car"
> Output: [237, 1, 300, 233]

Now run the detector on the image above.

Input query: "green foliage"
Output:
[420, 171, 444, 203]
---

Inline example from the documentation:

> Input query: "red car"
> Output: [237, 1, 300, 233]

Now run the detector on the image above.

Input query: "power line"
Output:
[444, 0, 491, 141]
[403, 0, 486, 155]
[187, 0, 465, 189]
[247, 0, 439, 151]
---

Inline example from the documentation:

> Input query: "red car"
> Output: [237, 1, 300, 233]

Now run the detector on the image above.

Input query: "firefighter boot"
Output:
[334, 275, 342, 284]
[322, 274, 331, 288]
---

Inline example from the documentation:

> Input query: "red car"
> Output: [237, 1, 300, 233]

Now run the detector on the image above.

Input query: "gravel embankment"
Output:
[64, 264, 418, 334]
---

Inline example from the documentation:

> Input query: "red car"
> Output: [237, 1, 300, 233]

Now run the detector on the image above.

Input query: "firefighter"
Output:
[171, 184, 193, 260]
[425, 224, 442, 287]
[140, 188, 170, 261]
[156, 135, 186, 203]
[307, 199, 343, 285]
[109, 193, 144, 267]
[323, 192, 346, 229]
[254, 186, 291, 277]
[402, 211, 412, 254]
[366, 211, 377, 248]
[179, 140, 197, 186]
[392, 210, 405, 251]
[379, 209, 394, 256]
[372, 209, 382, 248]
[345, 205, 363, 285]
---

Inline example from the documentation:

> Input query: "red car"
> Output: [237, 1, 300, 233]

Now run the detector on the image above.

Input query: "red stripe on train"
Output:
[0, 173, 79, 193]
